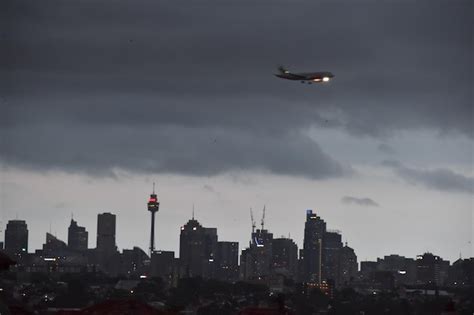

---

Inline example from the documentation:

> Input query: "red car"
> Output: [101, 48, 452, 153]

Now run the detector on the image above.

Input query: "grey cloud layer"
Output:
[1, 124, 349, 178]
[378, 143, 396, 155]
[1, 0, 472, 176]
[341, 196, 379, 207]
[383, 161, 474, 194]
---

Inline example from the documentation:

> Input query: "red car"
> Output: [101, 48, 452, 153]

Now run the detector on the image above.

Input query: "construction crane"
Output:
[250, 208, 256, 234]
[261, 205, 266, 231]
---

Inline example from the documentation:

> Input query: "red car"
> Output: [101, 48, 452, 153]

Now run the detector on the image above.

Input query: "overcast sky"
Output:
[1, 0, 472, 262]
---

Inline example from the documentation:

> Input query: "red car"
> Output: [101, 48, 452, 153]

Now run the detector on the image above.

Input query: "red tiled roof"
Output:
[80, 299, 165, 315]
[8, 305, 33, 315]
[239, 307, 292, 315]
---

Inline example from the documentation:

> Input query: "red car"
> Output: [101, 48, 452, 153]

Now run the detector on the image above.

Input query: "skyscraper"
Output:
[240, 228, 274, 280]
[120, 246, 148, 276]
[302, 210, 326, 283]
[96, 213, 116, 253]
[322, 230, 343, 285]
[4, 220, 28, 259]
[377, 254, 416, 286]
[179, 217, 217, 278]
[43, 232, 68, 254]
[216, 241, 239, 281]
[179, 218, 204, 277]
[416, 252, 450, 286]
[272, 237, 298, 279]
[448, 258, 474, 286]
[68, 219, 88, 251]
[202, 227, 218, 278]
[95, 213, 119, 275]
[151, 250, 175, 281]
[338, 243, 358, 286]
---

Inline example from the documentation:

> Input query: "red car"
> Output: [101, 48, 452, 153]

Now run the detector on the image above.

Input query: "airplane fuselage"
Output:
[275, 70, 334, 83]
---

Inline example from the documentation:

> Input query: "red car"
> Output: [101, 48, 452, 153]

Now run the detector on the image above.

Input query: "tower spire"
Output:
[147, 186, 160, 256]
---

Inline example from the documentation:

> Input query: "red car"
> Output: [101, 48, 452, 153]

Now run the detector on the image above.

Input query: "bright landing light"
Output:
[322, 77, 330, 82]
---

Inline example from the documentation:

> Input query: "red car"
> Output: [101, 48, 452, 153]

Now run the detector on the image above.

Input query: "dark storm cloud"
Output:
[383, 160, 474, 194]
[0, 0, 472, 176]
[1, 123, 349, 178]
[377, 143, 396, 155]
[341, 196, 379, 207]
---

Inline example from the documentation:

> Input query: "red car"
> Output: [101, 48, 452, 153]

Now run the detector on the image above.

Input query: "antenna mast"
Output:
[261, 205, 266, 230]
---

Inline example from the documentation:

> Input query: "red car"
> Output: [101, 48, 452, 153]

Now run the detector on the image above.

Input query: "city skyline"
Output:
[4, 196, 470, 314]
[1, 188, 470, 264]
[1, 0, 472, 268]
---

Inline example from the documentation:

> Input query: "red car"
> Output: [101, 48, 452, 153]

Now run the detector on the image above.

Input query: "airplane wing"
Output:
[298, 72, 323, 79]
[289, 73, 308, 80]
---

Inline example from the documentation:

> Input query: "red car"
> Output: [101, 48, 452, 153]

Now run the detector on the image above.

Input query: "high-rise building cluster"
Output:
[1, 191, 472, 293]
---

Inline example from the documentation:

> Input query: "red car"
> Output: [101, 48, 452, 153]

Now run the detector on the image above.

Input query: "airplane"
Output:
[275, 66, 334, 84]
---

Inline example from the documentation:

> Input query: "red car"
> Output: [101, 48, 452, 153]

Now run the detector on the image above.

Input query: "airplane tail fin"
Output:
[277, 65, 289, 74]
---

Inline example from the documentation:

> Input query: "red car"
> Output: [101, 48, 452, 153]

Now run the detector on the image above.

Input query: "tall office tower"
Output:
[322, 230, 343, 285]
[297, 249, 305, 282]
[42, 233, 68, 254]
[360, 261, 378, 281]
[272, 237, 298, 279]
[179, 218, 204, 277]
[120, 246, 148, 276]
[4, 220, 28, 259]
[377, 254, 416, 285]
[147, 185, 159, 256]
[216, 241, 239, 281]
[151, 250, 175, 281]
[448, 258, 474, 286]
[416, 252, 450, 286]
[95, 213, 119, 275]
[338, 243, 358, 286]
[241, 228, 274, 280]
[202, 227, 218, 278]
[179, 216, 217, 278]
[239, 247, 251, 280]
[96, 212, 117, 253]
[241, 207, 273, 280]
[302, 210, 326, 284]
[68, 219, 88, 251]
